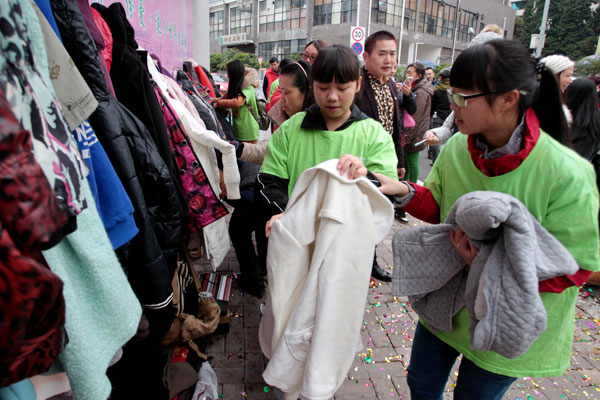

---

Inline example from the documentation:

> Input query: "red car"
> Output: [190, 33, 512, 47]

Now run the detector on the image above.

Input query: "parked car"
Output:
[211, 73, 229, 93]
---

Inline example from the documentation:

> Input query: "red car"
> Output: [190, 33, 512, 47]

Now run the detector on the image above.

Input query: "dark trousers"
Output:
[228, 189, 268, 283]
[407, 322, 516, 400]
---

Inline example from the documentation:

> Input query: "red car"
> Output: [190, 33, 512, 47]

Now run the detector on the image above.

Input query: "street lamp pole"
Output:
[535, 0, 551, 58]
[450, 0, 461, 63]
[397, 0, 406, 67]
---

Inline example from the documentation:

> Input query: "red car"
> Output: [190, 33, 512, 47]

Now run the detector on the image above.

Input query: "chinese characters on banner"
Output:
[90, 0, 194, 73]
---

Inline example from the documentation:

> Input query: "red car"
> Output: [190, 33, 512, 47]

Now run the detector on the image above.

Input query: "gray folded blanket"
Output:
[392, 191, 578, 358]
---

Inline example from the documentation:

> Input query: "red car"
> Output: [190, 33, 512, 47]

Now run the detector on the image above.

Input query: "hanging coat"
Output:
[51, 0, 181, 326]
[0, 88, 67, 387]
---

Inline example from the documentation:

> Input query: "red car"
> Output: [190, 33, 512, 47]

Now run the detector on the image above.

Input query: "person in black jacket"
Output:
[358, 31, 417, 281]
[429, 68, 452, 164]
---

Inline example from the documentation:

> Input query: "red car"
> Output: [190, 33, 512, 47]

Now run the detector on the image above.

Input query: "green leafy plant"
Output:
[210, 48, 260, 72]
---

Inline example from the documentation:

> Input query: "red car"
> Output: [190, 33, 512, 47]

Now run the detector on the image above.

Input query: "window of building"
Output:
[314, 0, 357, 25]
[440, 4, 456, 39]
[210, 10, 224, 40]
[259, 0, 307, 33]
[258, 39, 308, 60]
[456, 9, 477, 42]
[511, 1, 526, 10]
[230, 4, 253, 35]
[371, 0, 417, 30]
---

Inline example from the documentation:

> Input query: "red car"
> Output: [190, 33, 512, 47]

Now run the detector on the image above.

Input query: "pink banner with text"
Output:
[90, 0, 194, 73]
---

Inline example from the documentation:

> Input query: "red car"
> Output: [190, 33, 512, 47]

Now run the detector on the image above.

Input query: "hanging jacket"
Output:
[90, 2, 180, 184]
[0, 89, 66, 386]
[34, 4, 138, 250]
[72, 0, 116, 98]
[90, 7, 113, 72]
[51, 0, 181, 325]
[0, 0, 88, 234]
[177, 72, 227, 140]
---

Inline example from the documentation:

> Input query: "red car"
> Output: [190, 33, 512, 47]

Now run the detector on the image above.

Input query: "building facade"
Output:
[209, 0, 516, 66]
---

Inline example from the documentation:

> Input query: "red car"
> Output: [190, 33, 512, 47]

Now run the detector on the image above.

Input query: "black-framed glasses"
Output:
[448, 89, 497, 107]
[301, 52, 316, 62]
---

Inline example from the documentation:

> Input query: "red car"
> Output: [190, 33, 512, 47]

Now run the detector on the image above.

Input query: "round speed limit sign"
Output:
[351, 27, 365, 42]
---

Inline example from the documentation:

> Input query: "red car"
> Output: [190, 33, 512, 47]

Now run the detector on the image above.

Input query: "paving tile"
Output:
[366, 361, 406, 382]
[213, 366, 244, 383]
[243, 382, 274, 399]
[244, 352, 266, 383]
[347, 357, 371, 380]
[366, 323, 393, 349]
[372, 377, 399, 399]
[504, 388, 550, 399]
[244, 326, 263, 353]
[369, 347, 399, 363]
[210, 352, 244, 369]
[243, 302, 262, 328]
[334, 379, 377, 399]
[222, 383, 245, 399]
[372, 301, 393, 321]
[390, 376, 411, 399]
[565, 369, 600, 387]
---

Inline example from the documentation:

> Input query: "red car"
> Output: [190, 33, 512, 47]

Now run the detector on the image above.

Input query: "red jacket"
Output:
[264, 68, 279, 99]
[403, 109, 592, 293]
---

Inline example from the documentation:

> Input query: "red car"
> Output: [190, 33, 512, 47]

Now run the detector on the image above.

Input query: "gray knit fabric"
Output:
[392, 191, 579, 358]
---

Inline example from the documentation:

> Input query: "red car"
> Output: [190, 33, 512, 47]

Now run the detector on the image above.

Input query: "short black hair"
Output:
[269, 56, 278, 64]
[407, 63, 426, 82]
[311, 45, 359, 84]
[438, 68, 451, 80]
[279, 58, 294, 70]
[425, 67, 435, 72]
[364, 31, 397, 55]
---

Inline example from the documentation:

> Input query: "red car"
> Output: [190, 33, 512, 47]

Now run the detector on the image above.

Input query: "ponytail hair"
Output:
[450, 39, 570, 146]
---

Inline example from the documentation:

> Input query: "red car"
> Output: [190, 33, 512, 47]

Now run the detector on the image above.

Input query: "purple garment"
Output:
[151, 53, 175, 80]
[74, 0, 116, 98]
[154, 86, 228, 231]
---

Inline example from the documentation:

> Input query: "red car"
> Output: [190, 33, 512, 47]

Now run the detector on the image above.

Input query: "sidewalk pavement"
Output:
[194, 213, 600, 400]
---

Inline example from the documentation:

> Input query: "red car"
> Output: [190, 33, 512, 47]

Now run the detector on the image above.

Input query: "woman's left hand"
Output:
[450, 228, 478, 266]
[337, 155, 367, 180]
[400, 83, 412, 96]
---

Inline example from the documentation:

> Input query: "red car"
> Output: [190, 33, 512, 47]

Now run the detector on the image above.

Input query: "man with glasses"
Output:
[358, 30, 417, 281]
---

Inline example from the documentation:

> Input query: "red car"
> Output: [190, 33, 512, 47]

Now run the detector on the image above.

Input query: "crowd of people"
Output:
[206, 25, 600, 400]
[6, 0, 599, 396]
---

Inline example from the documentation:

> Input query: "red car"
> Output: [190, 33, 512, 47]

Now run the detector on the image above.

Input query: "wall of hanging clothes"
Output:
[0, 0, 239, 399]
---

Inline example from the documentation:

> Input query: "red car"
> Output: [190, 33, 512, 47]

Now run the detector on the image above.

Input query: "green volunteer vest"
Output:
[260, 111, 398, 196]
[424, 131, 599, 377]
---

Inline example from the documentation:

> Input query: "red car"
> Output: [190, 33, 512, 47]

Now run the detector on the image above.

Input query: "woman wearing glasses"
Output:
[375, 39, 599, 399]
[300, 40, 327, 65]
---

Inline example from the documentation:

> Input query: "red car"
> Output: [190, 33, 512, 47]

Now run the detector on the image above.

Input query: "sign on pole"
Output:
[350, 26, 366, 58]
[258, 56, 264, 67]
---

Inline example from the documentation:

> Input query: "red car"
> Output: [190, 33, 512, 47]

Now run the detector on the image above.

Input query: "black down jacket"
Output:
[51, 0, 182, 327]
[90, 2, 178, 181]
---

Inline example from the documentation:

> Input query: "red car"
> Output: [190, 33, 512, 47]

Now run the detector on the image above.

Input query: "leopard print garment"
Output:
[368, 72, 395, 135]
[0, 0, 87, 216]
